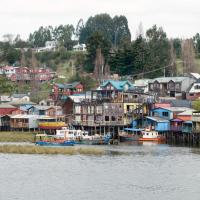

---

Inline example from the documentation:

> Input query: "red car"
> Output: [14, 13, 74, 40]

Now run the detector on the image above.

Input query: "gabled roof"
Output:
[33, 105, 61, 110]
[152, 106, 193, 113]
[0, 103, 16, 109]
[10, 100, 36, 106]
[149, 77, 188, 83]
[190, 73, 200, 80]
[101, 80, 133, 90]
[55, 82, 81, 89]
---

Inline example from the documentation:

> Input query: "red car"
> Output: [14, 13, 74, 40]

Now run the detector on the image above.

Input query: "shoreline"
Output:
[0, 144, 105, 155]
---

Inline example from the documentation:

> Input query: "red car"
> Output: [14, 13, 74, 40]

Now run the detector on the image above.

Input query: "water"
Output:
[1, 143, 200, 200]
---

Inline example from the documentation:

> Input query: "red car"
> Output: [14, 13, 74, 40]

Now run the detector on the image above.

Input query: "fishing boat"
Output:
[139, 129, 165, 142]
[35, 133, 75, 146]
[56, 127, 111, 145]
[35, 140, 75, 146]
[119, 128, 144, 142]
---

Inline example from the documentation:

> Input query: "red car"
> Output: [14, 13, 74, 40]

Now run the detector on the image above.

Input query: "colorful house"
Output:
[10, 114, 39, 130]
[100, 80, 133, 91]
[52, 82, 83, 100]
[145, 116, 170, 131]
[0, 104, 17, 115]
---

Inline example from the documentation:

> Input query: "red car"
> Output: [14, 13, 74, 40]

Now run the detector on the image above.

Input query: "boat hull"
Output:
[119, 135, 140, 142]
[36, 141, 75, 146]
[76, 137, 110, 145]
[138, 138, 163, 142]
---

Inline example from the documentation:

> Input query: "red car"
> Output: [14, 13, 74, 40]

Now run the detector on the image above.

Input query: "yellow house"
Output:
[123, 103, 139, 124]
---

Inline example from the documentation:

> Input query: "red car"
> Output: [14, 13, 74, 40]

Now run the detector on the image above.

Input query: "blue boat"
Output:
[36, 140, 75, 146]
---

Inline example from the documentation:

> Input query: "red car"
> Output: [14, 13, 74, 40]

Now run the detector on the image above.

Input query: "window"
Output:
[190, 93, 194, 96]
[105, 116, 109, 121]
[195, 85, 200, 89]
[149, 84, 153, 90]
[175, 83, 180, 90]
[111, 116, 116, 121]
[163, 112, 169, 117]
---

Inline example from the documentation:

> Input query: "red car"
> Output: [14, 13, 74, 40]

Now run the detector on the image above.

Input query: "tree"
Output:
[169, 39, 177, 76]
[53, 24, 75, 50]
[85, 31, 111, 73]
[181, 39, 196, 73]
[79, 14, 113, 44]
[173, 38, 182, 58]
[146, 25, 170, 77]
[29, 26, 53, 47]
[131, 35, 150, 78]
[0, 75, 16, 94]
[112, 15, 131, 47]
[193, 33, 200, 58]
[79, 14, 131, 48]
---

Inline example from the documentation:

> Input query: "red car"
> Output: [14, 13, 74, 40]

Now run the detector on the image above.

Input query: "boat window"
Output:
[146, 133, 149, 135]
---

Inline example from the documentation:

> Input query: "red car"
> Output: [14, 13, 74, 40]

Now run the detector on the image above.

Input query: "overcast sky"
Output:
[0, 0, 199, 40]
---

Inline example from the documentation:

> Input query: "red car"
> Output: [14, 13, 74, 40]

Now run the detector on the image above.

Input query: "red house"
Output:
[52, 82, 83, 101]
[0, 104, 17, 115]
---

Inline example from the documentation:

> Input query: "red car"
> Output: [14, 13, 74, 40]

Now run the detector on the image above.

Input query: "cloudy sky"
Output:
[0, 0, 199, 40]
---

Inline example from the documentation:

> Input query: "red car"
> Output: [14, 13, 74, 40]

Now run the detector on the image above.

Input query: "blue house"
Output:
[100, 80, 134, 91]
[151, 107, 173, 120]
[145, 116, 170, 132]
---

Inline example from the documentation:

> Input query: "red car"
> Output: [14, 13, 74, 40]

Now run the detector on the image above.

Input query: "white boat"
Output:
[56, 127, 110, 145]
[139, 129, 165, 142]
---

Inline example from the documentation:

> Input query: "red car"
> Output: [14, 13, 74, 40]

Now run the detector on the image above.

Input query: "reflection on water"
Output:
[1, 143, 200, 200]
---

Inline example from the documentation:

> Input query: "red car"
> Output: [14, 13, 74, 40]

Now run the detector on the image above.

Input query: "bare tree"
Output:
[136, 22, 144, 39]
[94, 48, 105, 84]
[169, 39, 177, 76]
[181, 39, 196, 74]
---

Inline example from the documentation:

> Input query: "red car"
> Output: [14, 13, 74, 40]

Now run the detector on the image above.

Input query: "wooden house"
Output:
[51, 82, 83, 101]
[148, 76, 195, 98]
[28, 105, 63, 116]
[10, 115, 39, 130]
[145, 116, 170, 132]
[192, 111, 200, 132]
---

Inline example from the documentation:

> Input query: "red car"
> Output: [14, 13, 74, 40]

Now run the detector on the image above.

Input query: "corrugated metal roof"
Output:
[190, 73, 200, 79]
[101, 80, 133, 90]
[0, 103, 16, 108]
[55, 82, 80, 89]
[149, 77, 187, 83]
[177, 110, 195, 116]
[11, 114, 39, 119]
[165, 107, 194, 112]
[146, 116, 169, 122]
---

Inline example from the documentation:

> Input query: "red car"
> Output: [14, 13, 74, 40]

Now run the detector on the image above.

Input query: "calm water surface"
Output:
[1, 143, 200, 200]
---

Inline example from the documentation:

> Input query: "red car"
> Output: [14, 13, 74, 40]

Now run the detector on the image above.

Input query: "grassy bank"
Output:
[0, 132, 37, 142]
[0, 145, 105, 156]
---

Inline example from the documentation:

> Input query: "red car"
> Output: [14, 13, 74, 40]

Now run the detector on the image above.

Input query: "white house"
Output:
[10, 94, 30, 102]
[73, 43, 86, 52]
[35, 41, 58, 53]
